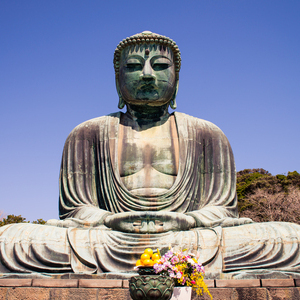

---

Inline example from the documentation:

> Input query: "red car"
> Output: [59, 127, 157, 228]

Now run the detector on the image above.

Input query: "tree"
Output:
[239, 186, 300, 223]
[0, 214, 46, 226]
[32, 218, 46, 225]
[237, 169, 300, 224]
[0, 214, 28, 226]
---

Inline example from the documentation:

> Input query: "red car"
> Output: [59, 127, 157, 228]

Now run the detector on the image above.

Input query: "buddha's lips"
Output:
[137, 83, 158, 91]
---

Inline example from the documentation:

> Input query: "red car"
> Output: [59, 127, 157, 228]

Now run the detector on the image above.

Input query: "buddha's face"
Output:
[118, 44, 176, 107]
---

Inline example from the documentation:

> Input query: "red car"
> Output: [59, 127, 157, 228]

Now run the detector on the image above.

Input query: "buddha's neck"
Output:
[125, 104, 169, 124]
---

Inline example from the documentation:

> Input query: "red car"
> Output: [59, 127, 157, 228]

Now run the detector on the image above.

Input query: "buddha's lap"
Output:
[1, 222, 300, 273]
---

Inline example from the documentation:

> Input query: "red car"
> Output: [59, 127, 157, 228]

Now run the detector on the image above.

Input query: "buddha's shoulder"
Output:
[66, 112, 121, 139]
[174, 112, 225, 135]
[73, 112, 120, 129]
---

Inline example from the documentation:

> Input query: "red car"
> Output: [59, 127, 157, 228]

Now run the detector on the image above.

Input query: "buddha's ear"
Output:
[116, 77, 125, 109]
[169, 79, 179, 110]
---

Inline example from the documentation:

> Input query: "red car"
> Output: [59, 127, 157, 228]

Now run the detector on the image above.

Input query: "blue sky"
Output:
[0, 0, 299, 221]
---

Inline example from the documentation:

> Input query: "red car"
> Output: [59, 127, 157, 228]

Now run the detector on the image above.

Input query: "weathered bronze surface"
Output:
[129, 275, 174, 300]
[1, 31, 300, 279]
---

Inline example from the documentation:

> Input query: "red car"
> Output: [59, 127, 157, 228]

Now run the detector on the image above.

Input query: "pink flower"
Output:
[160, 256, 167, 263]
[171, 266, 178, 272]
[171, 256, 179, 264]
[154, 248, 206, 288]
[168, 270, 175, 278]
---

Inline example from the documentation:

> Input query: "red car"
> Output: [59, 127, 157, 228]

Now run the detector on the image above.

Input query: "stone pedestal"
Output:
[0, 278, 299, 299]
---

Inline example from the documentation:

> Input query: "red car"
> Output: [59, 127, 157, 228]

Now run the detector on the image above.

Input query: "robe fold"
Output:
[2, 112, 300, 279]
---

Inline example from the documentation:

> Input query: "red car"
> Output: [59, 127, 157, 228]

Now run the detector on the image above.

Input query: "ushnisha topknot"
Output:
[113, 31, 181, 80]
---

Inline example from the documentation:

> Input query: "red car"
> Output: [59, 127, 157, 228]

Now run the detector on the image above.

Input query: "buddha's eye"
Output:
[125, 63, 143, 71]
[152, 63, 170, 71]
[151, 57, 172, 71]
[125, 58, 143, 72]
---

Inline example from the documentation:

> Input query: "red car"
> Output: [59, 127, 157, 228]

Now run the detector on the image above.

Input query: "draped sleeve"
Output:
[175, 113, 243, 227]
[58, 114, 116, 226]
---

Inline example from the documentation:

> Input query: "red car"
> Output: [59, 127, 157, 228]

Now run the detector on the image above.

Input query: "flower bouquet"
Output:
[153, 248, 212, 299]
[130, 248, 175, 300]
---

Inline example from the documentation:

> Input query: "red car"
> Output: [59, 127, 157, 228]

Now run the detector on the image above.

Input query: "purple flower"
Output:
[195, 263, 204, 273]
[165, 250, 173, 259]
[153, 263, 164, 273]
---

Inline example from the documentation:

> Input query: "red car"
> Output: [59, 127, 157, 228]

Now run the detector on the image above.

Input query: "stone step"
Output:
[0, 278, 299, 299]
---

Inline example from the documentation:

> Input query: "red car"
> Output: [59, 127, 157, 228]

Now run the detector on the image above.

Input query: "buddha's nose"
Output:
[140, 61, 156, 81]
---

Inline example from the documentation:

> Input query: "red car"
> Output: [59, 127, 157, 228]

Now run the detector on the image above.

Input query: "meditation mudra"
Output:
[1, 31, 300, 279]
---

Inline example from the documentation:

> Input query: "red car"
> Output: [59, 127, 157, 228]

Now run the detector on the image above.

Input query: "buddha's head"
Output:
[114, 31, 181, 110]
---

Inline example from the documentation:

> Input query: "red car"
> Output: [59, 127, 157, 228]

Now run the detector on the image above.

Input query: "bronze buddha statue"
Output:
[1, 31, 300, 279]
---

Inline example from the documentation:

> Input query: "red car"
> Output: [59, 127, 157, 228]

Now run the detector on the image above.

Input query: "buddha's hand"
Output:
[104, 211, 196, 234]
[219, 217, 254, 227]
[190, 216, 254, 228]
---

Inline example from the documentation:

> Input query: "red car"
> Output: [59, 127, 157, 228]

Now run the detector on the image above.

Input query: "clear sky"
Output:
[0, 0, 299, 222]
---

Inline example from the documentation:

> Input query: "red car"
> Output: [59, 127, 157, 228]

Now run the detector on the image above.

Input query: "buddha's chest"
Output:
[117, 117, 179, 177]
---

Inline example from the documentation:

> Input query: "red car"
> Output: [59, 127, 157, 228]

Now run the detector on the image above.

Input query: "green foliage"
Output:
[32, 218, 46, 225]
[0, 214, 46, 226]
[276, 174, 286, 181]
[287, 171, 300, 187]
[236, 169, 271, 202]
[0, 214, 28, 226]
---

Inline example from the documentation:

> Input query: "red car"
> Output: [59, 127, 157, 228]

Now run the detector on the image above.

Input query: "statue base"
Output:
[0, 277, 300, 299]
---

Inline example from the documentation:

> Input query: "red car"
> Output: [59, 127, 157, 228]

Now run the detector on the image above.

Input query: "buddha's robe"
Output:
[1, 112, 300, 279]
[58, 112, 238, 226]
